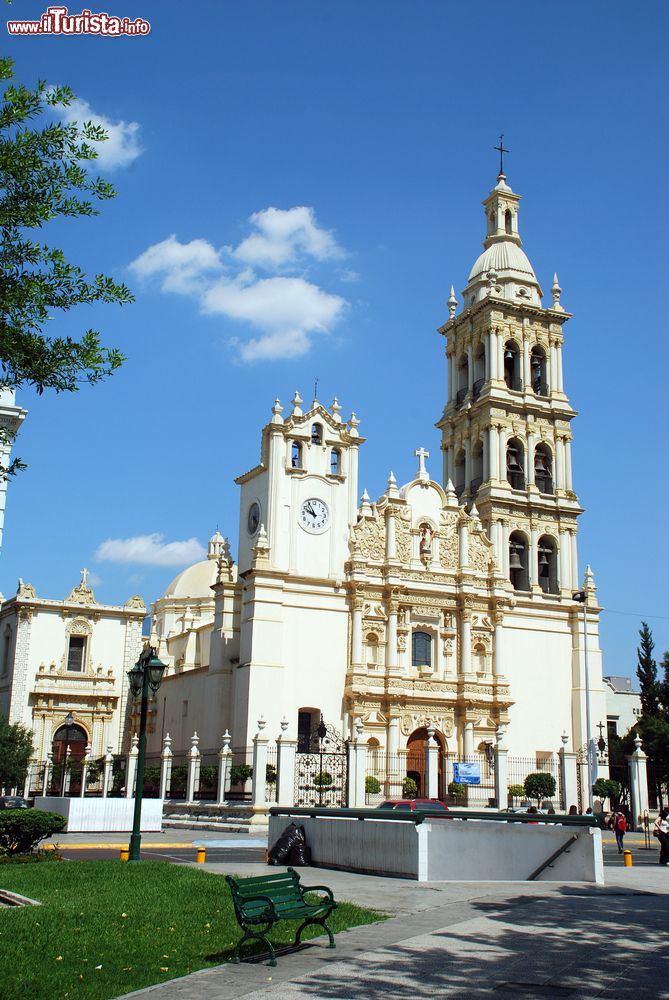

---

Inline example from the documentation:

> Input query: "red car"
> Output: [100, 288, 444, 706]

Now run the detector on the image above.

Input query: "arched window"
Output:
[0, 625, 11, 677]
[311, 423, 323, 445]
[456, 354, 469, 406]
[474, 642, 487, 674]
[412, 631, 432, 668]
[473, 344, 486, 398]
[505, 209, 513, 235]
[538, 536, 559, 595]
[291, 441, 302, 469]
[534, 444, 554, 495]
[506, 438, 525, 490]
[366, 633, 379, 668]
[509, 531, 530, 591]
[530, 346, 548, 396]
[330, 448, 341, 475]
[471, 440, 484, 493]
[454, 449, 465, 497]
[503, 341, 521, 391]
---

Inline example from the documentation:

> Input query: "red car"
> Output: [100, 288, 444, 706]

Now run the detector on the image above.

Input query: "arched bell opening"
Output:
[472, 344, 486, 398]
[454, 449, 465, 498]
[456, 354, 469, 406]
[509, 530, 530, 592]
[534, 443, 554, 495]
[504, 341, 521, 392]
[471, 440, 484, 494]
[291, 440, 303, 469]
[530, 346, 548, 397]
[506, 437, 525, 491]
[311, 422, 323, 445]
[504, 209, 513, 235]
[538, 535, 559, 595]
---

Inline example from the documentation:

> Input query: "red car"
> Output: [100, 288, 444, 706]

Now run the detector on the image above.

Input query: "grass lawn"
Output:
[0, 860, 384, 1000]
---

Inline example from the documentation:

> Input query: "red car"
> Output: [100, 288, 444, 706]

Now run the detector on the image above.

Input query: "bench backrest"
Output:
[227, 868, 303, 919]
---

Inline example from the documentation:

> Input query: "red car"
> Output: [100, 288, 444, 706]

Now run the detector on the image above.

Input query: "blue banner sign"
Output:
[453, 762, 481, 785]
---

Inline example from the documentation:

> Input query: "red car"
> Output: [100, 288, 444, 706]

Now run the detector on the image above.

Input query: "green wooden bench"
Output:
[226, 867, 337, 966]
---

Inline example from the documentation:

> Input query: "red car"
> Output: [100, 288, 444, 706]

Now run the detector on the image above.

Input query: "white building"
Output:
[604, 676, 641, 741]
[0, 572, 145, 765]
[0, 388, 27, 552]
[148, 166, 607, 775]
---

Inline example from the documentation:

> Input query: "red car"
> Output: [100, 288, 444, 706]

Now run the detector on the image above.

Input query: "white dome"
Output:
[163, 559, 217, 599]
[468, 241, 538, 284]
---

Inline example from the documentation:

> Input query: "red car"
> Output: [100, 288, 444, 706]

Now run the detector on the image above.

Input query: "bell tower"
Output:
[436, 163, 583, 599]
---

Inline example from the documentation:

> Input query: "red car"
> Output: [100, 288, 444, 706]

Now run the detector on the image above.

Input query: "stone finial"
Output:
[271, 398, 284, 424]
[551, 272, 564, 311]
[354, 718, 364, 741]
[386, 470, 399, 497]
[415, 447, 429, 480]
[162, 733, 172, 754]
[331, 397, 342, 423]
[280, 716, 289, 734]
[291, 390, 303, 417]
[257, 715, 266, 736]
[254, 524, 269, 559]
[445, 479, 457, 502]
[583, 564, 597, 600]
[221, 729, 231, 751]
[130, 733, 139, 753]
[633, 733, 643, 753]
[496, 726, 506, 747]
[190, 732, 200, 754]
[469, 504, 482, 531]
[348, 412, 360, 438]
[561, 730, 569, 748]
[447, 285, 458, 319]
[359, 489, 372, 517]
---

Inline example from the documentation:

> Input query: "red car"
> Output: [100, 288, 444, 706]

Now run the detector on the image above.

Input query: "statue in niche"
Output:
[419, 523, 433, 561]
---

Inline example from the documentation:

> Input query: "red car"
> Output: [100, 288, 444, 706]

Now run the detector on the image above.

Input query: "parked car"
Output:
[0, 795, 31, 809]
[377, 798, 449, 812]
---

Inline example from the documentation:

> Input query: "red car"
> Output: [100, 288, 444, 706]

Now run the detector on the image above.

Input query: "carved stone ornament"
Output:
[439, 526, 459, 570]
[395, 515, 411, 564]
[397, 635, 407, 652]
[351, 516, 386, 561]
[124, 595, 146, 611]
[16, 578, 37, 599]
[67, 582, 96, 605]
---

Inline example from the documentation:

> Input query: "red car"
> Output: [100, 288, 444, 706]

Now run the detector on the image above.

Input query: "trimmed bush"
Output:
[230, 763, 253, 786]
[448, 781, 466, 799]
[313, 770, 333, 787]
[508, 783, 525, 804]
[0, 809, 66, 855]
[592, 778, 621, 806]
[524, 771, 556, 805]
[402, 776, 418, 798]
[365, 775, 381, 795]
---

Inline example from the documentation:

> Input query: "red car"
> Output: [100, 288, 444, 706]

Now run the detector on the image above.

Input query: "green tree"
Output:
[592, 778, 621, 808]
[523, 772, 556, 806]
[0, 58, 132, 477]
[0, 715, 34, 788]
[637, 622, 660, 716]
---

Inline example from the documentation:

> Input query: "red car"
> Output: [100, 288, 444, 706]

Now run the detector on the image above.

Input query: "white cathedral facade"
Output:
[148, 168, 606, 766]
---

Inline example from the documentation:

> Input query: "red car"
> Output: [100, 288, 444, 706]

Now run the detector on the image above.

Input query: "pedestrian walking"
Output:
[609, 809, 627, 853]
[653, 808, 669, 866]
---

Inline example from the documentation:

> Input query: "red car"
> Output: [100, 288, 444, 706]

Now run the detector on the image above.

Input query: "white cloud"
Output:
[129, 207, 351, 361]
[59, 96, 143, 170]
[129, 235, 223, 294]
[95, 533, 206, 567]
[87, 572, 103, 587]
[232, 206, 344, 269]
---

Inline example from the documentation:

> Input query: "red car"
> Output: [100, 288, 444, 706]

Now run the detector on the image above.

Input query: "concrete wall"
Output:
[269, 814, 603, 884]
[34, 797, 164, 832]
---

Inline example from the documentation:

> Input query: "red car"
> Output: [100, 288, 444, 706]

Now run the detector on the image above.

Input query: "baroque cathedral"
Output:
[148, 165, 606, 764]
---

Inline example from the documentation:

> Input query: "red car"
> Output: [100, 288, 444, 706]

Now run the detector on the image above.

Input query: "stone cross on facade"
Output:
[80, 567, 89, 587]
[415, 447, 430, 480]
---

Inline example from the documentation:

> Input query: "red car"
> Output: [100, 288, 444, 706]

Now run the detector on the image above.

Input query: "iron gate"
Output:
[294, 716, 348, 808]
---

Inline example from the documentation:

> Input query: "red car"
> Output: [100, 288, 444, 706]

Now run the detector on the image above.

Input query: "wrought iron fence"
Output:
[198, 750, 220, 801]
[265, 744, 278, 803]
[506, 754, 562, 808]
[228, 745, 254, 800]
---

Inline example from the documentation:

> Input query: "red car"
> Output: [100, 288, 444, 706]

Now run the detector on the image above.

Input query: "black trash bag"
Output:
[289, 840, 311, 866]
[267, 822, 304, 865]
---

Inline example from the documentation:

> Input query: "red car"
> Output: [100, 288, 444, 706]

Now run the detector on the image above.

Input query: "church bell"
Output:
[509, 548, 523, 570]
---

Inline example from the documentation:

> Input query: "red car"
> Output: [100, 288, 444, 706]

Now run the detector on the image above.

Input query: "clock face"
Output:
[247, 501, 261, 536]
[299, 497, 330, 533]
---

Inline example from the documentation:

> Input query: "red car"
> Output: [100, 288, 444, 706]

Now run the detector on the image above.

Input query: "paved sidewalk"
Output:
[117, 860, 669, 1000]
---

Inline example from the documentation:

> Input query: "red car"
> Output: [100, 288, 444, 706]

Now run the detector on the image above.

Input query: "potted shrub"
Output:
[508, 783, 525, 807]
[365, 775, 381, 803]
[448, 781, 467, 805]
[402, 776, 418, 798]
[523, 772, 556, 808]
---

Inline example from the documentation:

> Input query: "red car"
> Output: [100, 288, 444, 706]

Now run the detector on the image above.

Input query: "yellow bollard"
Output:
[623, 849, 633, 867]
[196, 846, 206, 864]
[119, 847, 129, 862]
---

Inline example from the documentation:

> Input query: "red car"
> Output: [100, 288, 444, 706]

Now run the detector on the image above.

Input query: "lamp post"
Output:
[60, 712, 75, 797]
[126, 645, 166, 862]
[572, 590, 593, 811]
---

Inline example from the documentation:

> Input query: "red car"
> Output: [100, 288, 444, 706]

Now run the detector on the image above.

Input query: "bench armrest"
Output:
[300, 884, 335, 905]
[237, 893, 278, 921]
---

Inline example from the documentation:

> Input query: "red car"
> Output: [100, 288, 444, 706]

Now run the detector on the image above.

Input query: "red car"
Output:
[377, 798, 449, 812]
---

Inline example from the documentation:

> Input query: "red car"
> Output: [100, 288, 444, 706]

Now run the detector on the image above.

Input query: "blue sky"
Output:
[3, 1, 667, 678]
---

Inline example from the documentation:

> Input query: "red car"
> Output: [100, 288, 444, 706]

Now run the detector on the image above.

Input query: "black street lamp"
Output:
[60, 712, 75, 797]
[126, 645, 166, 862]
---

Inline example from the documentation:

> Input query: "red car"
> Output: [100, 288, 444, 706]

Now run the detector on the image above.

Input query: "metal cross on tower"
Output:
[494, 134, 509, 176]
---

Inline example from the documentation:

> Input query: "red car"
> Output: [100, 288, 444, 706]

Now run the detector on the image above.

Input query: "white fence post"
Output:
[251, 717, 269, 822]
[102, 745, 114, 798]
[80, 744, 91, 798]
[494, 728, 508, 809]
[559, 734, 579, 813]
[63, 747, 72, 795]
[126, 734, 138, 798]
[42, 752, 53, 796]
[187, 732, 201, 803]
[217, 730, 232, 804]
[628, 734, 650, 831]
[425, 726, 439, 799]
[160, 733, 173, 799]
[276, 718, 297, 806]
[23, 758, 37, 799]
